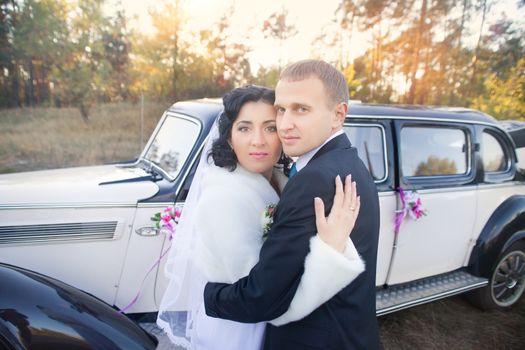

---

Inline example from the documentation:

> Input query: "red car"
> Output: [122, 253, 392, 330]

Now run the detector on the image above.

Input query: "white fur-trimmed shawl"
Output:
[194, 164, 364, 325]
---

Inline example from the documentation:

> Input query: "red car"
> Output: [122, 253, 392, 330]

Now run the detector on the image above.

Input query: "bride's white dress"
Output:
[191, 164, 365, 350]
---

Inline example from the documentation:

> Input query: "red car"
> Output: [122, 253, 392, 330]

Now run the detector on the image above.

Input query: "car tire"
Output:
[467, 241, 525, 310]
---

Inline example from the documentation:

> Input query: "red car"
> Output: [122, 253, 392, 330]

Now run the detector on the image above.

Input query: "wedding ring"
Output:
[350, 207, 355, 211]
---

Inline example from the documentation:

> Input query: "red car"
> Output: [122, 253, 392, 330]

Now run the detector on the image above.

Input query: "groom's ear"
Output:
[332, 102, 348, 129]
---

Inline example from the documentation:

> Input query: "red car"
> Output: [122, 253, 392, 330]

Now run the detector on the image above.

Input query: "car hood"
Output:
[0, 164, 159, 205]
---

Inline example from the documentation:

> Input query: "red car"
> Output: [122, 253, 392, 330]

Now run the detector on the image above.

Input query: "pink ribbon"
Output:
[119, 245, 171, 314]
[119, 206, 182, 313]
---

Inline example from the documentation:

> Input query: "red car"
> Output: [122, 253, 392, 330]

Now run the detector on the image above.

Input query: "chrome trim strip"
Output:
[378, 191, 396, 197]
[0, 221, 118, 244]
[413, 185, 478, 194]
[137, 202, 177, 209]
[0, 203, 136, 210]
[343, 122, 389, 183]
[376, 280, 488, 316]
[477, 182, 524, 189]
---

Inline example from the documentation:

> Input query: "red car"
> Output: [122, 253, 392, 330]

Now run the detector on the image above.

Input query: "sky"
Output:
[106, 0, 525, 70]
[106, 0, 347, 70]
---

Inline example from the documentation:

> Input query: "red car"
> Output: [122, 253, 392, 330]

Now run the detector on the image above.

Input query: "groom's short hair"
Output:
[279, 59, 349, 107]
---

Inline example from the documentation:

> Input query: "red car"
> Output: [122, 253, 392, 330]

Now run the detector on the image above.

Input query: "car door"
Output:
[386, 120, 478, 285]
[470, 126, 525, 260]
[114, 112, 204, 313]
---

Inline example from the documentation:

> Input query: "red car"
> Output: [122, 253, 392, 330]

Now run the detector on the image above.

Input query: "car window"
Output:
[344, 125, 386, 182]
[482, 131, 508, 172]
[401, 126, 468, 177]
[144, 115, 200, 179]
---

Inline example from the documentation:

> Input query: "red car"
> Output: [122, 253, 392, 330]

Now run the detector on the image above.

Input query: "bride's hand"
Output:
[314, 175, 360, 253]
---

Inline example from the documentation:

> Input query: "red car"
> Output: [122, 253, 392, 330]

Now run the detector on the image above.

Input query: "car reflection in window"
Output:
[144, 115, 200, 179]
[401, 126, 468, 177]
[344, 125, 386, 182]
[482, 132, 508, 173]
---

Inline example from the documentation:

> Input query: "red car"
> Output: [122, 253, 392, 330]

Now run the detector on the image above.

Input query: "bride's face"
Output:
[230, 100, 282, 179]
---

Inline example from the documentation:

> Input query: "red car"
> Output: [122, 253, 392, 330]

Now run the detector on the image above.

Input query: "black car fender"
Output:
[468, 195, 525, 277]
[0, 263, 158, 350]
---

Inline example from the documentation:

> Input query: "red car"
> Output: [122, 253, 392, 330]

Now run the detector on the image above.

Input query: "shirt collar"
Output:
[294, 130, 344, 172]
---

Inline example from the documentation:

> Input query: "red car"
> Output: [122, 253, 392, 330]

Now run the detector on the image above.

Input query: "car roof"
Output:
[168, 98, 223, 126]
[168, 99, 499, 127]
[348, 103, 498, 126]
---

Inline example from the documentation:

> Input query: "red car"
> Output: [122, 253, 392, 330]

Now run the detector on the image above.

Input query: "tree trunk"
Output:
[172, 0, 180, 102]
[28, 57, 35, 107]
[450, 0, 469, 105]
[407, 0, 428, 104]
[470, 0, 487, 89]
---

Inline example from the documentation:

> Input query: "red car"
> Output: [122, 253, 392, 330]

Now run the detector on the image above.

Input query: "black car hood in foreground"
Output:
[0, 263, 157, 350]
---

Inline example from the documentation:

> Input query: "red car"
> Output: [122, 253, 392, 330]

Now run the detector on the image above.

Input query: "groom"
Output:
[204, 59, 380, 349]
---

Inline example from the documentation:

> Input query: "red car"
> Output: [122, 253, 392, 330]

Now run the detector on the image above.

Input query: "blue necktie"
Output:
[289, 162, 297, 178]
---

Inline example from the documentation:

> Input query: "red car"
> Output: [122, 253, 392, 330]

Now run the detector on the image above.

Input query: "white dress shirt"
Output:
[294, 129, 345, 173]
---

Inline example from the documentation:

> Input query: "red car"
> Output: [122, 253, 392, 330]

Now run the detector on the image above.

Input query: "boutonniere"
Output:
[151, 205, 182, 240]
[394, 187, 427, 234]
[261, 204, 277, 239]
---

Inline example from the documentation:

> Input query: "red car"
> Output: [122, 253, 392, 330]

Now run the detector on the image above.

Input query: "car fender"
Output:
[0, 263, 157, 350]
[468, 195, 525, 277]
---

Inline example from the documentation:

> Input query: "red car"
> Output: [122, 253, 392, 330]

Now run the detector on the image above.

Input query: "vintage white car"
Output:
[1, 99, 524, 319]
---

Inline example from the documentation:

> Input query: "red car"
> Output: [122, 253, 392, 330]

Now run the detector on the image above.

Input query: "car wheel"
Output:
[467, 241, 525, 310]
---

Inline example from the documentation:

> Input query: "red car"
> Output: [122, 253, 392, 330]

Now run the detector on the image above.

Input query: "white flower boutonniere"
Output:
[261, 204, 277, 239]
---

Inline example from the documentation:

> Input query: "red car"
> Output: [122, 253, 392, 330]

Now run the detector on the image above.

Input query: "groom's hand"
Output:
[314, 175, 360, 253]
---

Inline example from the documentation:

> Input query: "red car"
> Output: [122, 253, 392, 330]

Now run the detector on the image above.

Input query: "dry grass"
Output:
[0, 103, 169, 174]
[379, 295, 525, 350]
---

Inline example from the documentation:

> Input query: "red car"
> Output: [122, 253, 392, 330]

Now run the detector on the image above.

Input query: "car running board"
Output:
[376, 269, 488, 316]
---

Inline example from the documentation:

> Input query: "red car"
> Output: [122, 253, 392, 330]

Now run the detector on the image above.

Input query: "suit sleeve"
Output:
[203, 170, 341, 322]
[269, 236, 364, 325]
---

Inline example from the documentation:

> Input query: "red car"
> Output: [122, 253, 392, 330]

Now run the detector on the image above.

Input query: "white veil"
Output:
[156, 118, 220, 348]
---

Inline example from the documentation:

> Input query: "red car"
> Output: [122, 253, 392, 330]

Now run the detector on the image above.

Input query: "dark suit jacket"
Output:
[204, 134, 380, 350]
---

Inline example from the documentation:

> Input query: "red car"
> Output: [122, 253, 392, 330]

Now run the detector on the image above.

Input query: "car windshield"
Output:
[142, 114, 201, 180]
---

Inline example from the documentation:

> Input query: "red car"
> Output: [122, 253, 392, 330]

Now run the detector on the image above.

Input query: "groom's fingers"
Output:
[350, 179, 357, 212]
[333, 175, 343, 209]
[343, 174, 353, 209]
[314, 197, 326, 230]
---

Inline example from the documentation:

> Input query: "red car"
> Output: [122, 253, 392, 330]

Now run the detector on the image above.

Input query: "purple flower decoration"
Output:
[394, 187, 427, 234]
[152, 205, 183, 240]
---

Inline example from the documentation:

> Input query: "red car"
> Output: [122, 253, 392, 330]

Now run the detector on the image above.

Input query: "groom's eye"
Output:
[276, 107, 285, 114]
[298, 106, 308, 113]
[266, 125, 277, 132]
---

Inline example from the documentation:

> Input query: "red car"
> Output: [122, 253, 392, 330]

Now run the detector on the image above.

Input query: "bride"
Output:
[157, 85, 363, 349]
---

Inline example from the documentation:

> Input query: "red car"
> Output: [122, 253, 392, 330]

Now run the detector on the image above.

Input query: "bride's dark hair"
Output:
[210, 85, 290, 172]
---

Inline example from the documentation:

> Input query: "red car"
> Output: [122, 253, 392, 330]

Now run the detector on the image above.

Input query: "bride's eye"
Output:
[238, 126, 249, 132]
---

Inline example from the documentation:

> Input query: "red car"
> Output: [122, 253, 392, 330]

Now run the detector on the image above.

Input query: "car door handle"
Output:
[135, 227, 160, 236]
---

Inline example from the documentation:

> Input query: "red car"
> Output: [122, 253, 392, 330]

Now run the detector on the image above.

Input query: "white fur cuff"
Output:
[270, 236, 365, 326]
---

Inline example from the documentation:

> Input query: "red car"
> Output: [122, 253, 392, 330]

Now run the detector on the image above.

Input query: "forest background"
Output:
[1, 0, 525, 174]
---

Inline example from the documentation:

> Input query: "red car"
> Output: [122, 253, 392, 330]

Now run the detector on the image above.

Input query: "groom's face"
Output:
[275, 77, 342, 157]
